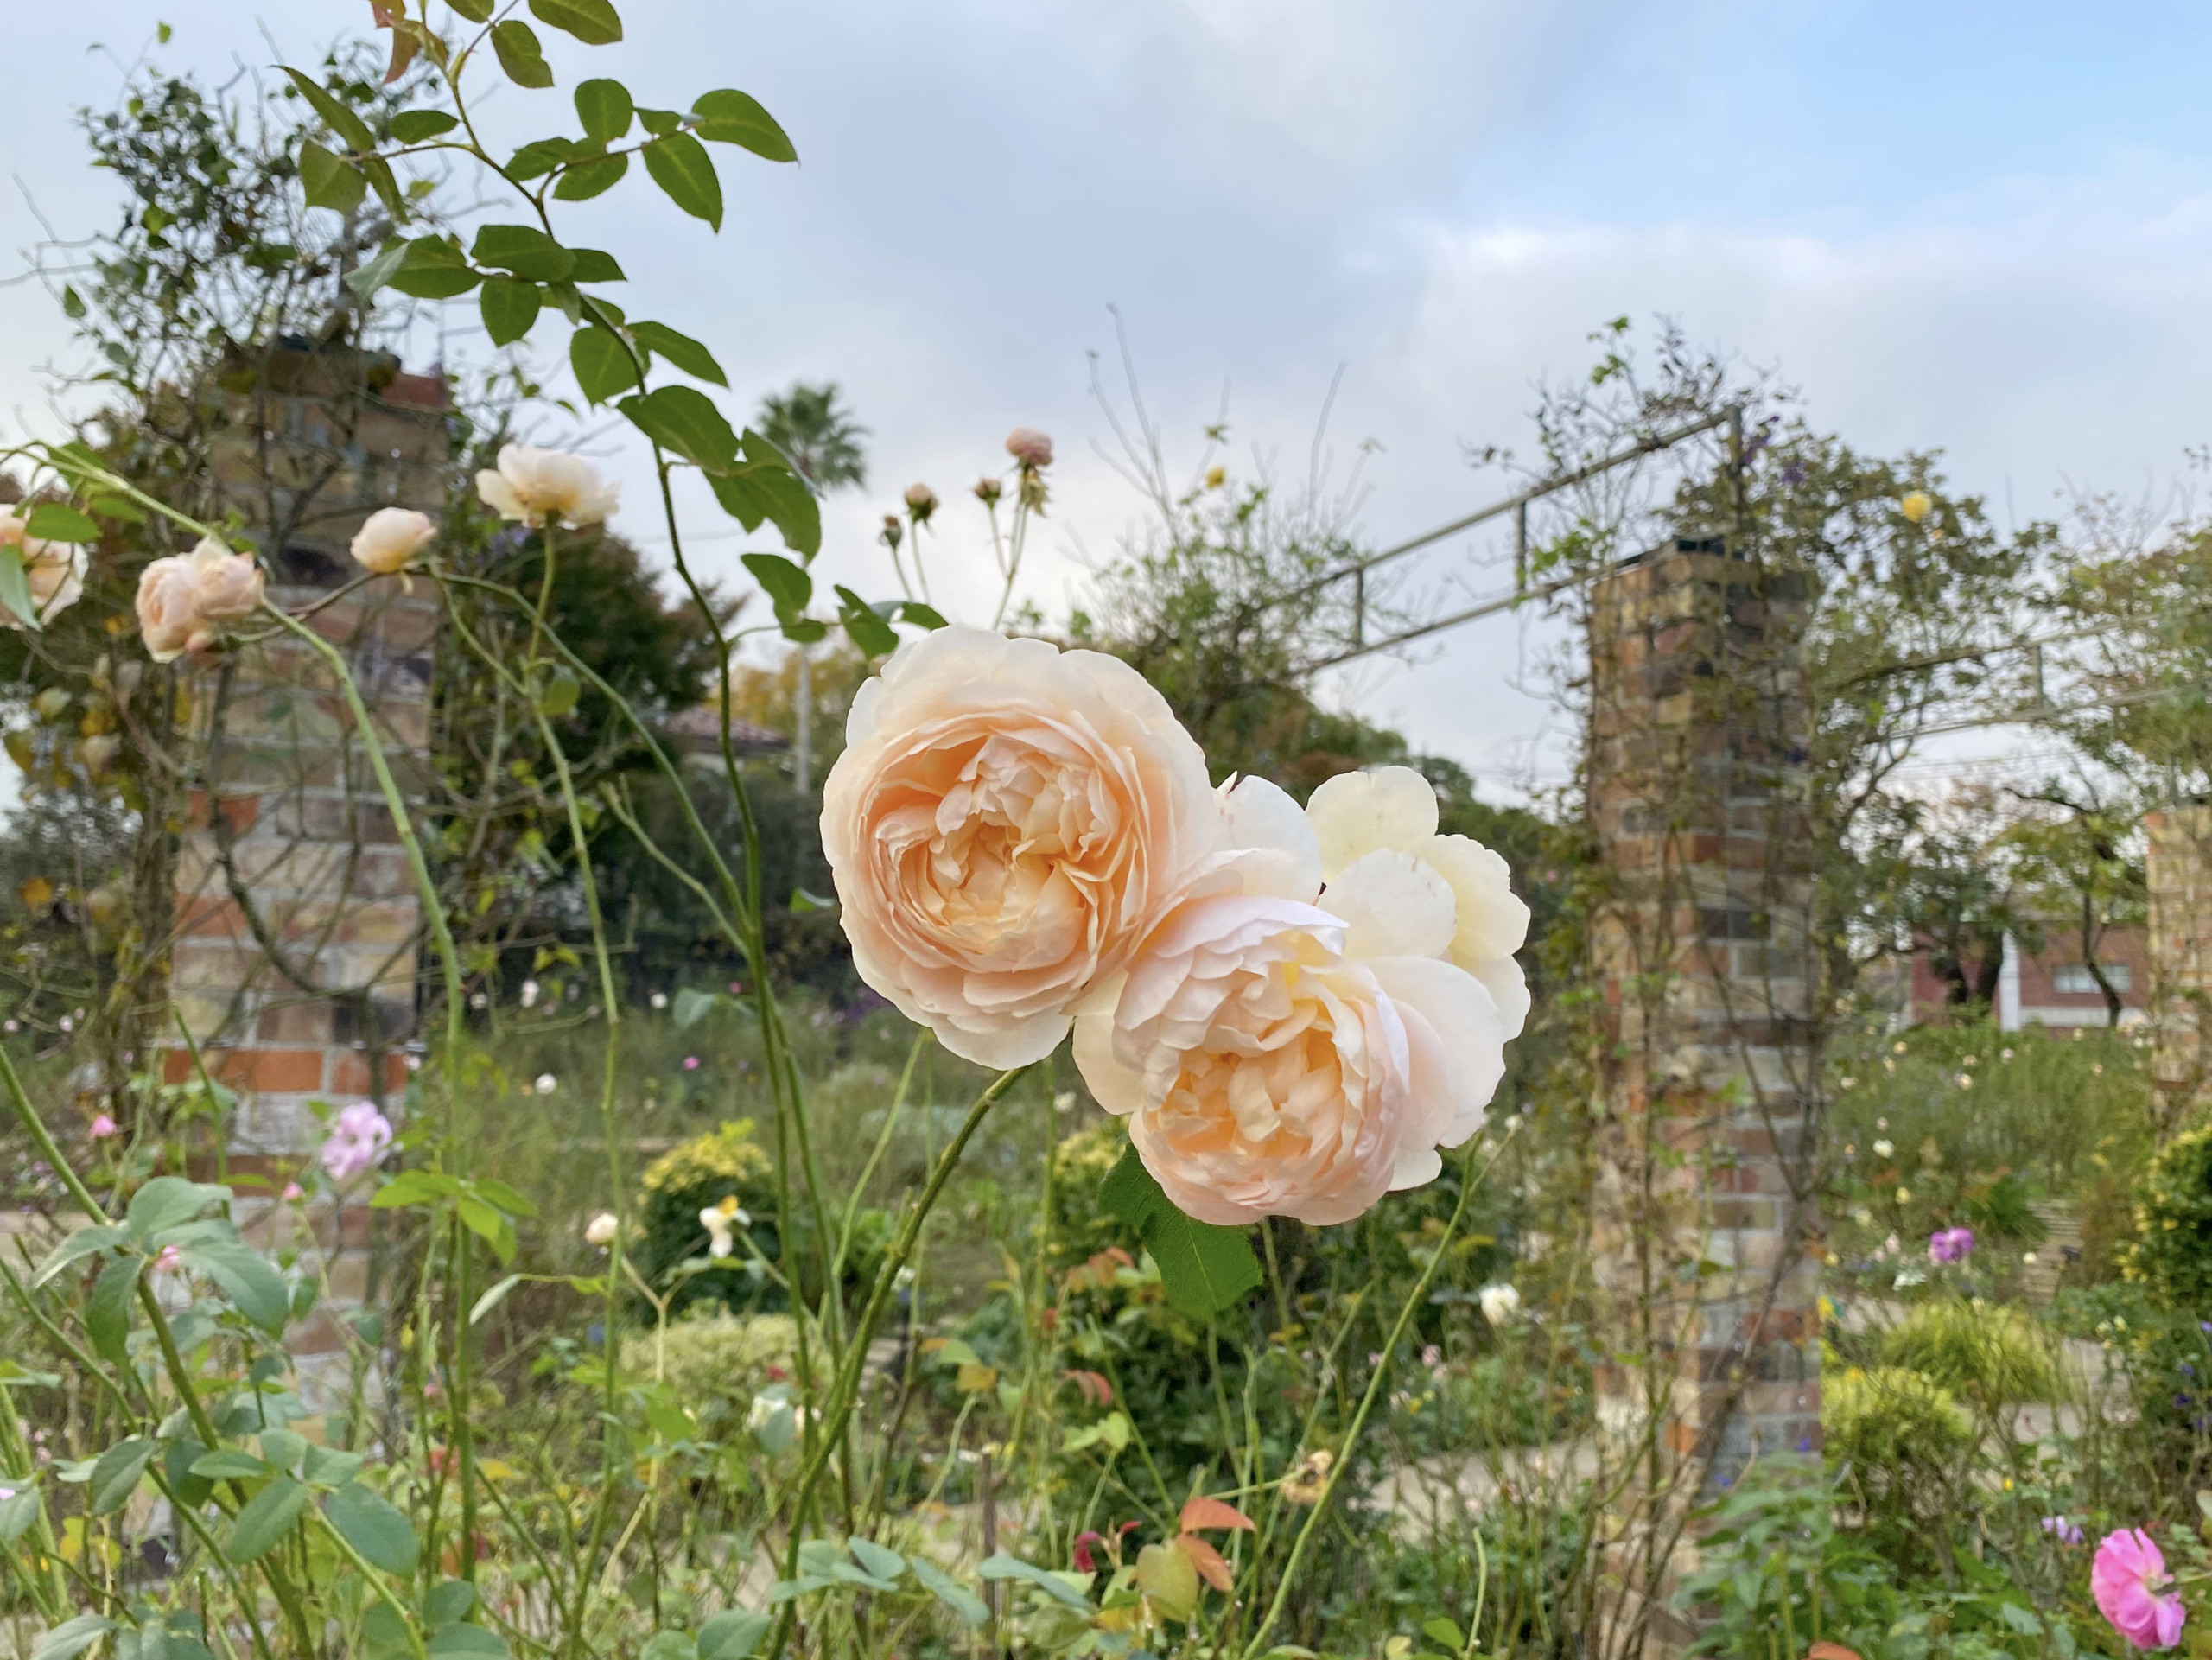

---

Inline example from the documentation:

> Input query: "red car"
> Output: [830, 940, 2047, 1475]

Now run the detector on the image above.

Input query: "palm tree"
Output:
[753, 383, 868, 790]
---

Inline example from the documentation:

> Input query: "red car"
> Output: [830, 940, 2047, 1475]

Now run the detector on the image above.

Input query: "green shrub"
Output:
[1824, 1365, 1970, 1523]
[2123, 1119, 2212, 1315]
[1878, 1297, 2064, 1408]
[620, 1312, 798, 1431]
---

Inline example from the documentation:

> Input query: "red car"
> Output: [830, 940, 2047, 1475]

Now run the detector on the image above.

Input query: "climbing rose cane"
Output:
[2093, 1528, 2186, 1650]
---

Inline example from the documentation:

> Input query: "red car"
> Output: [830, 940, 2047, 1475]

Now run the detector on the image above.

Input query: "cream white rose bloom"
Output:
[1478, 1282, 1522, 1326]
[136, 554, 209, 663]
[188, 537, 265, 623]
[350, 506, 436, 574]
[475, 444, 619, 527]
[821, 625, 1229, 1069]
[0, 522, 86, 633]
[1074, 773, 1516, 1226]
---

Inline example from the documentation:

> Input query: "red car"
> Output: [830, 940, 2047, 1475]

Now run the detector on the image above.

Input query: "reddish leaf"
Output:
[1065, 1369, 1114, 1408]
[1179, 1495, 1256, 1533]
[1807, 1647, 1862, 1660]
[1172, 1532, 1234, 1592]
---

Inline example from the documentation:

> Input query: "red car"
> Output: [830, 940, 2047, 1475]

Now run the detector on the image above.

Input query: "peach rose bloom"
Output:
[821, 625, 1228, 1069]
[136, 554, 208, 663]
[0, 511, 86, 629]
[1075, 773, 1515, 1225]
[188, 538, 265, 623]
[476, 444, 619, 527]
[350, 506, 436, 574]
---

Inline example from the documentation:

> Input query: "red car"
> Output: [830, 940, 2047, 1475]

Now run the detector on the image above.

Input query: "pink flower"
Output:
[282, 1182, 305, 1202]
[152, 1245, 181, 1273]
[88, 1114, 118, 1139]
[2094, 1528, 2186, 1650]
[1005, 427, 1054, 469]
[1929, 1226, 1975, 1264]
[318, 1101, 393, 1183]
[683, 1055, 700, 1072]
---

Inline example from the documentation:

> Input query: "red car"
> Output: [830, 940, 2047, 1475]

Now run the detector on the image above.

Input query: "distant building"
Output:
[661, 703, 791, 760]
[1906, 924, 2150, 1030]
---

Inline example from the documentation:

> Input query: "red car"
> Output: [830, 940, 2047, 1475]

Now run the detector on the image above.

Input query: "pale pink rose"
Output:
[350, 506, 436, 575]
[187, 538, 264, 623]
[1306, 766, 1531, 1037]
[475, 444, 618, 527]
[136, 554, 209, 663]
[318, 1101, 393, 1183]
[2094, 1527, 2185, 1650]
[1005, 427, 1053, 469]
[821, 625, 1228, 1069]
[1074, 773, 1514, 1224]
[0, 512, 86, 630]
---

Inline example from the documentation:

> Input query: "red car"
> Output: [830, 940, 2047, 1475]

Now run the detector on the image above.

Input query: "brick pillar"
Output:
[168, 572, 436, 1378]
[2146, 805, 2212, 1123]
[1584, 538, 1821, 1657]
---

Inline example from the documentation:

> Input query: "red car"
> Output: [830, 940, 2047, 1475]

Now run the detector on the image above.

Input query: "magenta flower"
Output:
[318, 1102, 393, 1183]
[2093, 1528, 2185, 1650]
[88, 1113, 118, 1139]
[683, 1055, 700, 1072]
[1928, 1226, 1975, 1264]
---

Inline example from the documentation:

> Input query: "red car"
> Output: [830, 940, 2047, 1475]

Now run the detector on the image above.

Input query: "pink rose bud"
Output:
[283, 1182, 305, 1202]
[879, 513, 904, 550]
[903, 483, 939, 524]
[1005, 427, 1053, 469]
[89, 1113, 118, 1139]
[973, 476, 1003, 505]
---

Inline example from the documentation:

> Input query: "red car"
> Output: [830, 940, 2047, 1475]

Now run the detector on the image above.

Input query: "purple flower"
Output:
[1928, 1226, 1975, 1265]
[2044, 1514, 2086, 1547]
[318, 1102, 393, 1183]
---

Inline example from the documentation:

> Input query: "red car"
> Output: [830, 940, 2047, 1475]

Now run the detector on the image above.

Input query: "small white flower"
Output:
[1872, 1140, 1894, 1159]
[535, 1073, 557, 1096]
[1052, 1091, 1077, 1114]
[650, 991, 669, 1010]
[699, 1197, 750, 1259]
[1478, 1283, 1521, 1326]
[584, 1212, 619, 1249]
[2022, 1252, 2038, 1266]
[521, 979, 541, 1009]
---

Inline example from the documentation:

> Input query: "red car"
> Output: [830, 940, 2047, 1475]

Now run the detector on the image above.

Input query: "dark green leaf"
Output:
[620, 385, 738, 468]
[531, 0, 623, 43]
[345, 239, 410, 300]
[448, 0, 494, 18]
[455, 1196, 517, 1265]
[490, 21, 553, 89]
[695, 1612, 769, 1660]
[23, 503, 100, 542]
[976, 1555, 1091, 1610]
[909, 1559, 989, 1626]
[631, 321, 725, 385]
[29, 1615, 115, 1660]
[228, 1477, 310, 1563]
[86, 1256, 142, 1364]
[575, 78, 633, 142]
[741, 554, 810, 613]
[181, 1240, 290, 1333]
[361, 1605, 413, 1657]
[480, 279, 542, 347]
[188, 1451, 271, 1480]
[1101, 1146, 1261, 1320]
[471, 224, 575, 282]
[690, 89, 796, 163]
[164, 1437, 213, 1507]
[387, 238, 480, 300]
[126, 1176, 224, 1242]
[570, 327, 640, 404]
[897, 601, 948, 629]
[60, 285, 86, 319]
[641, 133, 721, 230]
[32, 1225, 124, 1288]
[705, 467, 821, 558]
[426, 1580, 476, 1627]
[391, 110, 459, 143]
[568, 248, 625, 283]
[552, 152, 627, 200]
[88, 1437, 155, 1516]
[836, 589, 899, 658]
[361, 155, 406, 220]
[282, 68, 375, 153]
[0, 550, 40, 632]
[506, 137, 581, 181]
[327, 1483, 419, 1574]
[425, 1628, 507, 1657]
[299, 141, 367, 216]
[637, 107, 681, 136]
[0, 1485, 41, 1543]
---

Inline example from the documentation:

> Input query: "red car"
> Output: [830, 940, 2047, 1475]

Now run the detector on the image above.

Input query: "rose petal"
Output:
[1421, 833, 1531, 960]
[1324, 849, 1455, 961]
[1367, 955, 1508, 1148]
[1220, 774, 1322, 900]
[1073, 1011, 1144, 1115]
[1306, 766, 1438, 878]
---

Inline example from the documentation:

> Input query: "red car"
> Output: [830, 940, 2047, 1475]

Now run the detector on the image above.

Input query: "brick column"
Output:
[1584, 539, 1821, 1657]
[2146, 805, 2212, 1123]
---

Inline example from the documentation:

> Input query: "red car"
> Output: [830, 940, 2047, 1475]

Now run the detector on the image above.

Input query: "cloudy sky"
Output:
[7, 1, 2212, 792]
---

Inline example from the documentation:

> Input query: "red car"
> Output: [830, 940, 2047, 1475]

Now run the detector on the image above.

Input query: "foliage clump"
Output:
[1824, 1365, 1971, 1520]
[620, 1311, 798, 1428]
[1878, 1297, 2063, 1408]
[2123, 1119, 2212, 1313]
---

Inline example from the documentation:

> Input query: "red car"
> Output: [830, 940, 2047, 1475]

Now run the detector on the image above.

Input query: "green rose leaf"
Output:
[125, 1176, 225, 1242]
[741, 553, 811, 614]
[506, 137, 582, 181]
[0, 550, 37, 633]
[23, 503, 101, 542]
[897, 601, 949, 630]
[836, 588, 899, 658]
[282, 68, 375, 153]
[480, 279, 542, 347]
[976, 1555, 1093, 1611]
[180, 1240, 291, 1334]
[531, 0, 623, 44]
[344, 239, 411, 300]
[299, 141, 367, 215]
[471, 224, 575, 282]
[88, 1437, 156, 1516]
[448, 0, 494, 18]
[575, 78, 633, 142]
[188, 1450, 271, 1481]
[491, 21, 554, 89]
[630, 321, 726, 386]
[568, 248, 626, 283]
[570, 326, 640, 405]
[695, 1611, 770, 1660]
[31, 1224, 125, 1288]
[552, 152, 628, 201]
[86, 1255, 143, 1364]
[1101, 1146, 1261, 1320]
[28, 1615, 116, 1660]
[0, 1484, 41, 1544]
[391, 110, 458, 143]
[908, 1559, 989, 1627]
[386, 237, 480, 300]
[326, 1483, 420, 1575]
[641, 133, 722, 230]
[228, 1477, 310, 1563]
[707, 467, 821, 558]
[690, 89, 796, 163]
[425, 1626, 507, 1657]
[620, 385, 738, 469]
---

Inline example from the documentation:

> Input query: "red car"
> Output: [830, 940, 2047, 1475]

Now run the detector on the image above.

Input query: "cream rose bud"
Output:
[188, 538, 265, 623]
[476, 444, 620, 527]
[1005, 426, 1054, 469]
[0, 534, 86, 631]
[136, 554, 207, 663]
[1306, 766, 1532, 1037]
[351, 506, 436, 574]
[821, 625, 1228, 1069]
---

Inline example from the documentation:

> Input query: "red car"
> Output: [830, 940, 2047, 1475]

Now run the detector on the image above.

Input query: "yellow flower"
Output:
[1900, 490, 1932, 523]
[1205, 465, 1227, 490]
